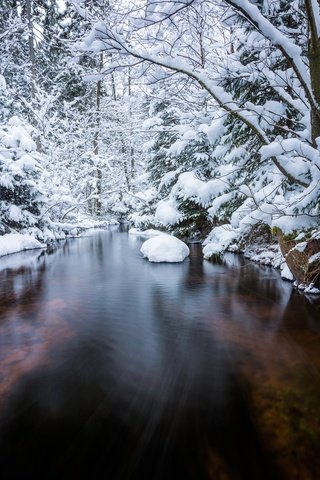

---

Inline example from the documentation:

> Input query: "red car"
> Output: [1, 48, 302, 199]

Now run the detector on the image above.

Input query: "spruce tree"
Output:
[0, 80, 47, 236]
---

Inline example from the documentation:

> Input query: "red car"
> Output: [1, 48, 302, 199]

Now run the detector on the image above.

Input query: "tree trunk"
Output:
[111, 73, 117, 101]
[93, 54, 103, 216]
[128, 68, 135, 188]
[305, 0, 320, 145]
[26, 0, 36, 99]
[26, 0, 42, 152]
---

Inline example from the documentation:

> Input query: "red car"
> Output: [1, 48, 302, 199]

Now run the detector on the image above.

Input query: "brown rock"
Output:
[276, 231, 320, 287]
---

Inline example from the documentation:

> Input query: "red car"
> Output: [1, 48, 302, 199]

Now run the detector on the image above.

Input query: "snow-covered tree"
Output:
[72, 0, 320, 285]
[0, 80, 47, 236]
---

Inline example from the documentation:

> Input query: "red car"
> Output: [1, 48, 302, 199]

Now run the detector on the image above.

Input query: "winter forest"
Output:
[1, 0, 320, 289]
[2, 2, 320, 479]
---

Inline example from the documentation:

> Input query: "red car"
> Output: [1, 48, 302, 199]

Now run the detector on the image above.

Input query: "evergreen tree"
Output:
[0, 79, 47, 236]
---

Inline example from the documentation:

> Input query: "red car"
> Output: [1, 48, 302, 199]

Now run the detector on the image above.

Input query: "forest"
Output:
[1, 0, 320, 291]
[2, 3, 320, 480]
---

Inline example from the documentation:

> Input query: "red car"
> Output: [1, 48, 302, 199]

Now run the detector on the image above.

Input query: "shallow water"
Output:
[0, 227, 319, 480]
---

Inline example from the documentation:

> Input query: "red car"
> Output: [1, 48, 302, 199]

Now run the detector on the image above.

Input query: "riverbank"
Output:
[230, 240, 320, 295]
[0, 220, 118, 259]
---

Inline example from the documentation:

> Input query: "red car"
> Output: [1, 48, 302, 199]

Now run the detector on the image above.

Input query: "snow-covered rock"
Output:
[129, 228, 163, 237]
[0, 234, 45, 257]
[140, 234, 189, 263]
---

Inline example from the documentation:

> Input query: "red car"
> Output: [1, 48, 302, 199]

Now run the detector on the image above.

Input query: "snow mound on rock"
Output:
[129, 228, 162, 237]
[141, 234, 189, 263]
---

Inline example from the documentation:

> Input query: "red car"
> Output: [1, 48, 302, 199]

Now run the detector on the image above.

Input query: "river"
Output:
[0, 227, 319, 480]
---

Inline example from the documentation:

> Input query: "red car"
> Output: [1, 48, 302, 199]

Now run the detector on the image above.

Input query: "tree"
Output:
[76, 0, 319, 231]
[0, 79, 47, 236]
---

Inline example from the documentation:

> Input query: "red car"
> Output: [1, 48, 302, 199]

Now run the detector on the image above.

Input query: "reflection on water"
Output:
[0, 228, 319, 480]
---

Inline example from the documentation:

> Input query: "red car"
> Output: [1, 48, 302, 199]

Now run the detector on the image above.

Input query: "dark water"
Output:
[0, 227, 320, 480]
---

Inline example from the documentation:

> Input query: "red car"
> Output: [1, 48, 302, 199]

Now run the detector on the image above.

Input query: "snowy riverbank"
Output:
[0, 234, 45, 257]
[229, 242, 320, 295]
[0, 220, 119, 259]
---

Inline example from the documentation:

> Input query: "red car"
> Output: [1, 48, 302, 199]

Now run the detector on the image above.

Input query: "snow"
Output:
[0, 74, 6, 90]
[203, 225, 238, 258]
[158, 171, 178, 190]
[8, 205, 22, 222]
[201, 117, 225, 145]
[207, 192, 233, 217]
[271, 215, 319, 235]
[260, 139, 320, 164]
[281, 263, 294, 281]
[297, 282, 320, 295]
[226, 0, 312, 101]
[0, 234, 45, 257]
[142, 117, 163, 129]
[129, 228, 163, 237]
[174, 172, 226, 206]
[311, 0, 320, 39]
[155, 200, 181, 226]
[1, 0, 318, 296]
[304, 284, 320, 295]
[309, 252, 320, 265]
[16, 154, 40, 172]
[140, 234, 190, 263]
[294, 241, 308, 253]
[3, 125, 37, 152]
[70, 0, 87, 18]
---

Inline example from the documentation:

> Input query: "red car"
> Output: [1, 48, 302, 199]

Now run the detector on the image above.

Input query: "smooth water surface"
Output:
[0, 227, 320, 480]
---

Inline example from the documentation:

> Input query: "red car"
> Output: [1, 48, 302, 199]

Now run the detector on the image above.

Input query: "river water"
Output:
[0, 227, 319, 480]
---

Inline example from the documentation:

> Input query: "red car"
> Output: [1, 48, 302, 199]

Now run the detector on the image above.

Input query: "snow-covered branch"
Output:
[80, 22, 308, 186]
[224, 0, 320, 119]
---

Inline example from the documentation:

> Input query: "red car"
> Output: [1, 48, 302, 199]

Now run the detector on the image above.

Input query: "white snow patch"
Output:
[203, 225, 238, 258]
[3, 125, 37, 152]
[281, 263, 294, 281]
[174, 172, 226, 205]
[309, 252, 320, 265]
[0, 74, 6, 90]
[304, 285, 320, 294]
[294, 241, 307, 253]
[272, 215, 319, 234]
[243, 243, 282, 268]
[129, 228, 163, 237]
[0, 234, 45, 257]
[8, 205, 23, 222]
[141, 234, 189, 263]
[201, 117, 224, 145]
[155, 200, 181, 226]
[158, 170, 178, 190]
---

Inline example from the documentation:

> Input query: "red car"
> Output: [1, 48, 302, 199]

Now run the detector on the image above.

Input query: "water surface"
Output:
[0, 227, 319, 480]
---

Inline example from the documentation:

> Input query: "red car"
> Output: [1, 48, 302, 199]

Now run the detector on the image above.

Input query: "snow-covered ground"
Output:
[141, 234, 190, 263]
[0, 234, 45, 257]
